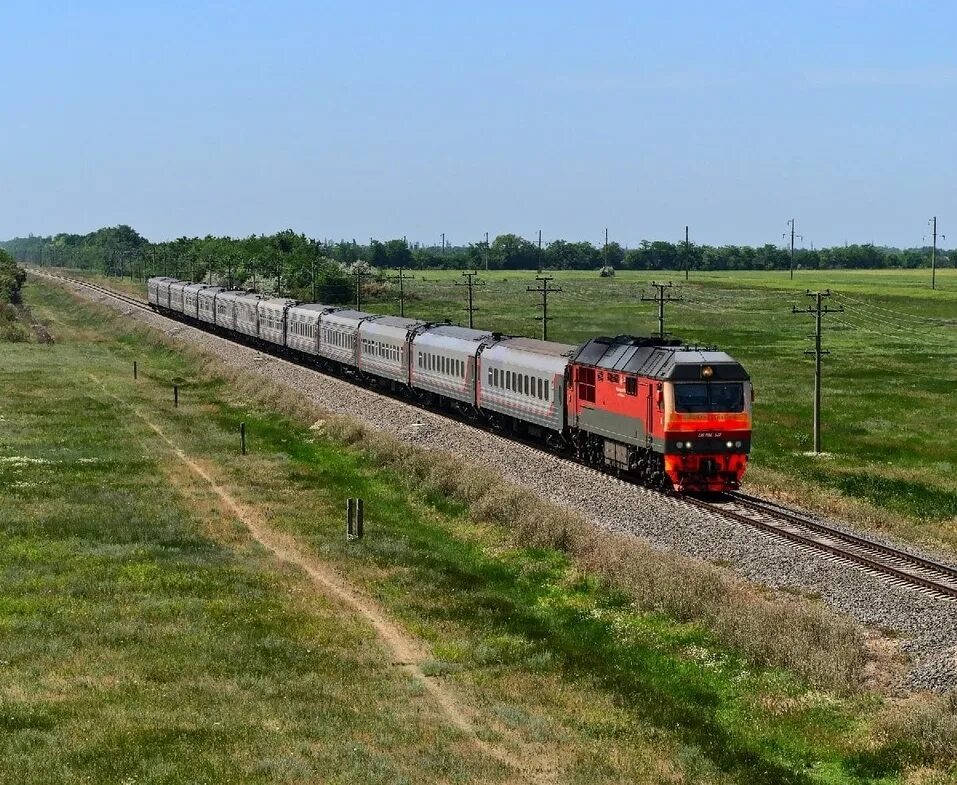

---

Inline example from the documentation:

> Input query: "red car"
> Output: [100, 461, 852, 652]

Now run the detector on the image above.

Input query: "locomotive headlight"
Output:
[684, 441, 693, 450]
[726, 441, 733, 449]
[676, 441, 684, 449]
[734, 440, 742, 448]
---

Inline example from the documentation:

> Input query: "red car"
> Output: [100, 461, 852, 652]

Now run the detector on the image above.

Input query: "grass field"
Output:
[50, 266, 957, 551]
[5, 276, 956, 783]
[81, 266, 957, 548]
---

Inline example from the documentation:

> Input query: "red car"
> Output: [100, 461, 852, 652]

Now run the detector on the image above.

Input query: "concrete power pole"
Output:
[353, 264, 373, 310]
[640, 281, 681, 340]
[527, 275, 562, 340]
[386, 267, 414, 317]
[784, 219, 803, 281]
[792, 290, 843, 454]
[929, 217, 945, 290]
[455, 270, 485, 329]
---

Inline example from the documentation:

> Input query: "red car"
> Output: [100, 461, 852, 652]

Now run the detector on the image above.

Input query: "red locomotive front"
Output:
[566, 336, 751, 493]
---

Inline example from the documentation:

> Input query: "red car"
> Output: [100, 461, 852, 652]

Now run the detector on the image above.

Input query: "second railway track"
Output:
[41, 270, 957, 602]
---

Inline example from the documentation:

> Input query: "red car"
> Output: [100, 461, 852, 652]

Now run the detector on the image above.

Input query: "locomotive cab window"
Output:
[625, 377, 637, 396]
[674, 382, 745, 413]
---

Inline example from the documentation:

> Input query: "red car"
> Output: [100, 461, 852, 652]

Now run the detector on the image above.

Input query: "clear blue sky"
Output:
[2, 1, 954, 248]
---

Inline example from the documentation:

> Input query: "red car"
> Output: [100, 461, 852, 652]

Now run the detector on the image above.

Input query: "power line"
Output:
[386, 267, 414, 317]
[640, 281, 682, 340]
[527, 275, 562, 341]
[792, 289, 843, 453]
[455, 270, 485, 329]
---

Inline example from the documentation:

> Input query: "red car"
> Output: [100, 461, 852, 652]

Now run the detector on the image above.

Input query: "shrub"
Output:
[871, 692, 957, 769]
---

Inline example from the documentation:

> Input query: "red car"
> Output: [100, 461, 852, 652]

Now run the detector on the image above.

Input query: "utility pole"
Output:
[784, 219, 803, 281]
[640, 281, 681, 340]
[792, 290, 843, 454]
[276, 256, 283, 296]
[527, 275, 562, 340]
[684, 225, 691, 281]
[484, 231, 489, 271]
[441, 232, 446, 255]
[386, 267, 414, 317]
[603, 228, 609, 269]
[537, 229, 543, 274]
[311, 255, 318, 301]
[929, 217, 945, 290]
[455, 270, 485, 329]
[353, 264, 372, 310]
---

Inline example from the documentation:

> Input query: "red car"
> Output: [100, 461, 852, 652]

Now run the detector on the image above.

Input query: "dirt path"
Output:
[89, 375, 555, 784]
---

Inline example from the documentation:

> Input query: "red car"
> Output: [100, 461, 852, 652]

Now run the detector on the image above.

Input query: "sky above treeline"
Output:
[2, 1, 954, 249]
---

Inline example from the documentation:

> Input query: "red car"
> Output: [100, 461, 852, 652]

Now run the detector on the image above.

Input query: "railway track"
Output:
[39, 270, 957, 602]
[688, 493, 957, 600]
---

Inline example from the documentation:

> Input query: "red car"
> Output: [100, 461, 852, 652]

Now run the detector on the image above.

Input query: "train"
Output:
[148, 276, 753, 492]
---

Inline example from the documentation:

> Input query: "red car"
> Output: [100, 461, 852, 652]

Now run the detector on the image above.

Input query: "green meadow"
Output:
[54, 265, 957, 548]
[4, 276, 955, 783]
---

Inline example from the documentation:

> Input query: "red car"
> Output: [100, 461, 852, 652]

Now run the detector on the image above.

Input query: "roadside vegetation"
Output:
[4, 276, 956, 783]
[0, 248, 29, 341]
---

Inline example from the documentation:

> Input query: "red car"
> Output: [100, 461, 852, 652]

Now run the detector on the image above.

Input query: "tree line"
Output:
[2, 226, 951, 296]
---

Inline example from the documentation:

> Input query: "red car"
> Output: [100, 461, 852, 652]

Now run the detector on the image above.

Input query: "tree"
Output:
[491, 234, 538, 269]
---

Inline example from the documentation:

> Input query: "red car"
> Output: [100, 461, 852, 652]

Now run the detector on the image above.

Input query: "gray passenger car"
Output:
[196, 287, 226, 324]
[168, 281, 189, 314]
[212, 290, 250, 332]
[478, 337, 572, 432]
[147, 276, 177, 308]
[318, 309, 381, 367]
[182, 283, 212, 320]
[358, 316, 428, 384]
[286, 303, 338, 355]
[410, 325, 493, 405]
[234, 293, 266, 338]
[257, 298, 297, 347]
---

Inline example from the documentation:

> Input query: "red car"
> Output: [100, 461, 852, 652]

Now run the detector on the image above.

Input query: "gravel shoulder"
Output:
[58, 277, 957, 692]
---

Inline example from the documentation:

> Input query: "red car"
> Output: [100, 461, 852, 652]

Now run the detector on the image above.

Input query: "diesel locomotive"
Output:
[148, 277, 752, 493]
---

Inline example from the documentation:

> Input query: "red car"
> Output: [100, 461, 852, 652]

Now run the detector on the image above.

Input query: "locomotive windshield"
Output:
[674, 382, 745, 413]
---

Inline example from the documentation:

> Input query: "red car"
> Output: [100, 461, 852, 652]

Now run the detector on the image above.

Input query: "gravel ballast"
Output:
[61, 279, 957, 692]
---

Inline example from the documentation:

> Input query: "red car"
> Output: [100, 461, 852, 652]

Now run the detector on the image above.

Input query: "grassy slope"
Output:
[8, 279, 953, 783]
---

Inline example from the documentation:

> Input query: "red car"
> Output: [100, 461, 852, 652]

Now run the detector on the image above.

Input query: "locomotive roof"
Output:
[572, 336, 749, 381]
